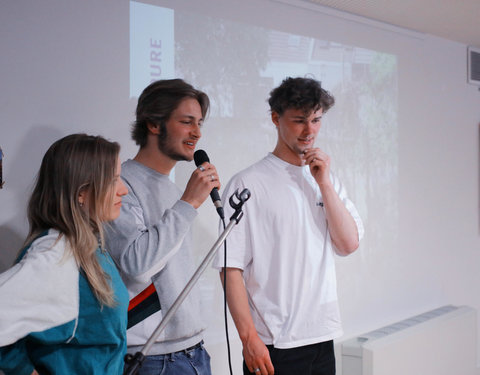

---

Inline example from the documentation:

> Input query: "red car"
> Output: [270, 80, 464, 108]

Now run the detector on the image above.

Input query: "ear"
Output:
[78, 190, 86, 207]
[271, 112, 280, 128]
[147, 122, 161, 135]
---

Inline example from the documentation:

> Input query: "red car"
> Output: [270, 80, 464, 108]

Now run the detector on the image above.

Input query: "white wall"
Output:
[1, 1, 479, 374]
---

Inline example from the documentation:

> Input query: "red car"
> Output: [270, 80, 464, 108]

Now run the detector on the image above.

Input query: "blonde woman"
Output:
[0, 134, 129, 374]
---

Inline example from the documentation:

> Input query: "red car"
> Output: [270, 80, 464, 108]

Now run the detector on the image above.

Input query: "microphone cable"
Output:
[221, 217, 234, 375]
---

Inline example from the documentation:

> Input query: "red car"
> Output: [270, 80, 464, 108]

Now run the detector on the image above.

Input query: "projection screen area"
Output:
[130, 0, 399, 265]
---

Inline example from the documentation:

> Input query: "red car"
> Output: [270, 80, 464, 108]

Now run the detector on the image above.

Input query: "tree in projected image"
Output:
[175, 13, 270, 120]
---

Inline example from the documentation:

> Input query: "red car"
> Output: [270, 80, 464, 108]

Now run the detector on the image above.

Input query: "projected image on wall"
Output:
[130, 0, 398, 261]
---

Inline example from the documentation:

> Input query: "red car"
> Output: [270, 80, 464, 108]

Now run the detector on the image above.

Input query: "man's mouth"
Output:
[298, 136, 314, 144]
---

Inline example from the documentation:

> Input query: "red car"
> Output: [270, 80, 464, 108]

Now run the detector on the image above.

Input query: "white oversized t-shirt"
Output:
[213, 153, 364, 349]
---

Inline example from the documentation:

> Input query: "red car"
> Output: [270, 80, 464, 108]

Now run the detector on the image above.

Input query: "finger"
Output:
[303, 153, 319, 163]
[302, 147, 320, 156]
[265, 359, 275, 375]
[197, 164, 220, 181]
[245, 356, 259, 373]
[205, 164, 218, 174]
[247, 362, 257, 373]
[257, 363, 270, 375]
[197, 161, 212, 171]
[209, 173, 215, 182]
[197, 172, 221, 191]
[202, 165, 221, 189]
[305, 151, 328, 165]
[305, 153, 317, 162]
[305, 154, 321, 165]
[258, 351, 274, 375]
[201, 174, 214, 186]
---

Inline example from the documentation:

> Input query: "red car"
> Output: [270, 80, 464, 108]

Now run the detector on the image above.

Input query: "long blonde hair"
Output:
[26, 134, 120, 307]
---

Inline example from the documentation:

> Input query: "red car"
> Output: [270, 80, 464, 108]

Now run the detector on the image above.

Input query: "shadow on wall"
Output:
[0, 226, 24, 270]
[0, 125, 64, 272]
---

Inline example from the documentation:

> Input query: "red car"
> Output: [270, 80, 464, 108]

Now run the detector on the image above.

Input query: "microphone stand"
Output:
[123, 188, 251, 375]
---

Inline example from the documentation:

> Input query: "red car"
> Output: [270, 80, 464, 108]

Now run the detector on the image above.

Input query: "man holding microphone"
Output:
[106, 79, 219, 375]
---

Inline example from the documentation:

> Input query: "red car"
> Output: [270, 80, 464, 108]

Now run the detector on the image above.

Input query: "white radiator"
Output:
[341, 305, 477, 375]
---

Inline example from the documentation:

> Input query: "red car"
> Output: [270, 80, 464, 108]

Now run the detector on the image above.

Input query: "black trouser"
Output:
[243, 340, 335, 375]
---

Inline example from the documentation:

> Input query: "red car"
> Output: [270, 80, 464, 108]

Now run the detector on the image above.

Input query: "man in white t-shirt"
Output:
[213, 77, 364, 375]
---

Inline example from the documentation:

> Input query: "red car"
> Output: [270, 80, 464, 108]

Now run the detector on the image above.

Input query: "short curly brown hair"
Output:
[268, 77, 334, 116]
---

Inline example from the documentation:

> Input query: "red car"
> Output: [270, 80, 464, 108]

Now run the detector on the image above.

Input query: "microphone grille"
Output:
[194, 149, 209, 166]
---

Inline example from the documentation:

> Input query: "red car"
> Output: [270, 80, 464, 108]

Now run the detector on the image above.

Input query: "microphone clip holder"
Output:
[229, 188, 251, 223]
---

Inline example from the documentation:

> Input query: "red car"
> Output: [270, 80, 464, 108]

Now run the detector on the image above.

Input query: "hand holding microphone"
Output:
[180, 150, 224, 218]
[194, 150, 224, 219]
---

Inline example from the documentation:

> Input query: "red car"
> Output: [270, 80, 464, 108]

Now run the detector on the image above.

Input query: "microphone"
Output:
[194, 150, 224, 219]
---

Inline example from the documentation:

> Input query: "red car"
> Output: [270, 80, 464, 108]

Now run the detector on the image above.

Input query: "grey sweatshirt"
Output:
[105, 159, 205, 355]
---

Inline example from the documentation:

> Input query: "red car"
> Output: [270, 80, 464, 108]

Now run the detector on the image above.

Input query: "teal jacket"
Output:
[0, 230, 128, 374]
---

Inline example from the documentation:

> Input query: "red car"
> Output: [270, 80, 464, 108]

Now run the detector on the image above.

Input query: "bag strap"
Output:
[127, 283, 161, 329]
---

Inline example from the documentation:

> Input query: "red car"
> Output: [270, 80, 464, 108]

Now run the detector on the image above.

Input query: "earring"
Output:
[79, 202, 84, 207]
